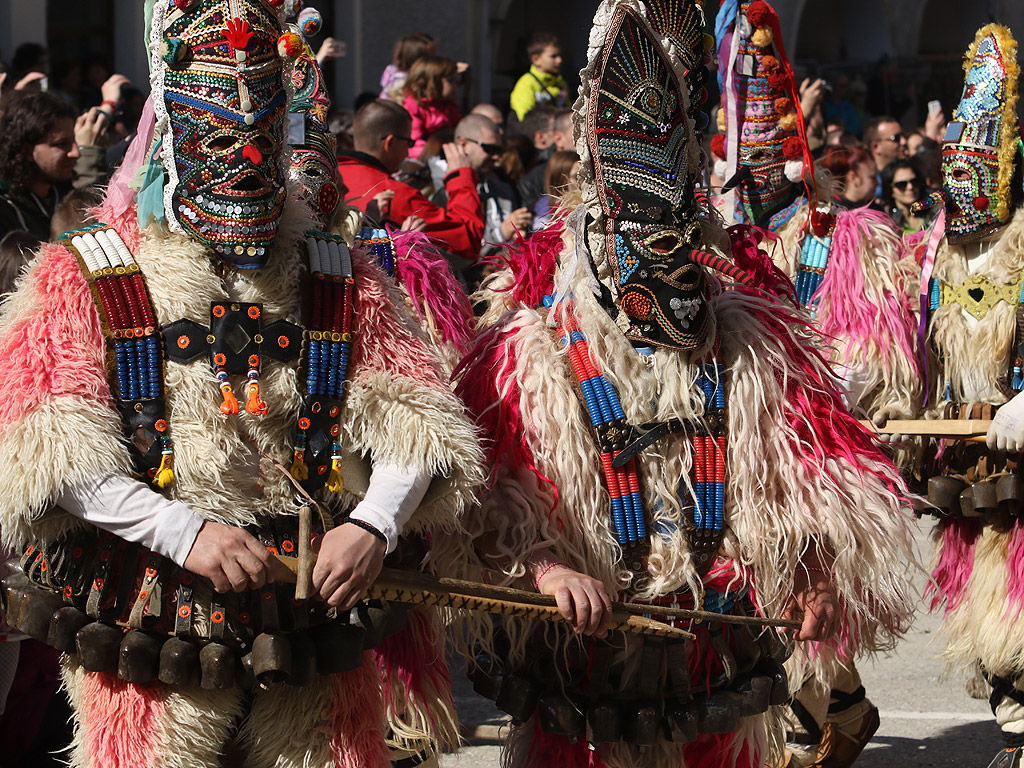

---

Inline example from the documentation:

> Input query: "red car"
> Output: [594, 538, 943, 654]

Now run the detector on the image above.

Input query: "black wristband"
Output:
[344, 517, 387, 544]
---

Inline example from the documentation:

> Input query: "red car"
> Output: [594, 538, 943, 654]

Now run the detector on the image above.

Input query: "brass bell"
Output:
[48, 607, 91, 652]
[730, 673, 773, 717]
[200, 642, 238, 690]
[252, 632, 292, 685]
[973, 482, 998, 514]
[286, 632, 317, 687]
[76, 621, 124, 672]
[998, 474, 1024, 516]
[959, 486, 982, 518]
[696, 690, 743, 734]
[624, 703, 661, 747]
[665, 700, 698, 744]
[495, 672, 540, 723]
[311, 622, 365, 674]
[158, 637, 200, 686]
[118, 630, 163, 684]
[586, 703, 623, 744]
[14, 589, 63, 642]
[536, 693, 585, 738]
[239, 652, 257, 692]
[928, 475, 965, 513]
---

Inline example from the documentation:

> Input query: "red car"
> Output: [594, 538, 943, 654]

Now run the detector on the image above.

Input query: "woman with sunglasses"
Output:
[877, 159, 934, 233]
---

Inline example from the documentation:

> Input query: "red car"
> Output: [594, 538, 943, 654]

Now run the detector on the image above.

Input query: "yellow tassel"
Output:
[751, 27, 772, 48]
[327, 457, 344, 494]
[246, 380, 268, 416]
[220, 383, 239, 415]
[154, 454, 175, 489]
[290, 454, 309, 481]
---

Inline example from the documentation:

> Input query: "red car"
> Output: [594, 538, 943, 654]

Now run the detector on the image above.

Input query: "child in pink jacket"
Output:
[402, 55, 461, 158]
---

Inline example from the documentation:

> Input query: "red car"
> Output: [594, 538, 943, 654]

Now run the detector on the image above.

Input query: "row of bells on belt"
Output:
[469, 646, 788, 746]
[2, 571, 407, 688]
[928, 474, 1024, 518]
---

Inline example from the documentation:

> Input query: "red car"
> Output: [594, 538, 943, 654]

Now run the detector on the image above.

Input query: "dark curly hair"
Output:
[0, 91, 78, 190]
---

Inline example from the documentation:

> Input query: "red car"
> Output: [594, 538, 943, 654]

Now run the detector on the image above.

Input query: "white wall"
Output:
[0, 1, 46, 68]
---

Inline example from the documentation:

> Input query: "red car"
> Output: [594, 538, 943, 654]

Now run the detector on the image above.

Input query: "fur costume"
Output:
[0, 3, 483, 767]
[440, 3, 916, 766]
[917, 24, 1024, 759]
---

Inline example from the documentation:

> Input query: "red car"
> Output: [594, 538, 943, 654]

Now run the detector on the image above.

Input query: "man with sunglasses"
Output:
[434, 114, 532, 276]
[863, 115, 908, 174]
[338, 99, 484, 263]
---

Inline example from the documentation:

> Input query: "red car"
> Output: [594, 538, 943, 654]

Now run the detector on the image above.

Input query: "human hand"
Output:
[871, 405, 907, 445]
[537, 564, 613, 638]
[75, 108, 109, 148]
[311, 522, 387, 609]
[401, 215, 427, 232]
[366, 189, 395, 222]
[316, 37, 347, 65]
[14, 72, 46, 91]
[500, 207, 533, 240]
[443, 142, 471, 172]
[924, 106, 946, 143]
[988, 391, 1024, 452]
[183, 521, 275, 593]
[799, 78, 826, 115]
[783, 562, 839, 641]
[101, 74, 130, 107]
[456, 62, 470, 74]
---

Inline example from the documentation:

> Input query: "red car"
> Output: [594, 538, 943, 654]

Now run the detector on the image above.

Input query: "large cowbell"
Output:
[155, 0, 288, 268]
[587, 5, 708, 350]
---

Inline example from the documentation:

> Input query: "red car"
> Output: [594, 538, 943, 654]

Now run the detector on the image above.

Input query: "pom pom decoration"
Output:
[767, 70, 789, 90]
[973, 195, 991, 210]
[751, 27, 773, 48]
[277, 32, 304, 59]
[782, 136, 804, 160]
[297, 7, 322, 36]
[774, 97, 792, 115]
[761, 55, 779, 72]
[745, 1, 773, 28]
[284, 0, 304, 15]
[714, 158, 729, 180]
[711, 133, 726, 159]
[784, 159, 804, 183]
[779, 112, 798, 131]
[717, 108, 727, 132]
[173, 0, 198, 10]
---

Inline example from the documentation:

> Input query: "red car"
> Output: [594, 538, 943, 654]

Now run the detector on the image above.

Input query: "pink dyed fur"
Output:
[351, 248, 446, 389]
[82, 671, 163, 768]
[1006, 520, 1024, 614]
[927, 517, 983, 613]
[325, 653, 391, 768]
[814, 208, 920, 380]
[505, 222, 563, 309]
[0, 245, 110, 430]
[388, 229, 475, 354]
[374, 610, 456, 738]
[727, 224, 795, 301]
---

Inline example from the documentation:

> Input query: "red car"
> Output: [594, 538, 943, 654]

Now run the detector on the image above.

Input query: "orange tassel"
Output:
[219, 382, 239, 415]
[246, 380, 268, 416]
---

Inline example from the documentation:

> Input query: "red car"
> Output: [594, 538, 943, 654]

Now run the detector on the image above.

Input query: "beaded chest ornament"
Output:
[584, 3, 712, 350]
[940, 25, 1023, 245]
[355, 227, 397, 277]
[151, 0, 288, 268]
[62, 225, 176, 489]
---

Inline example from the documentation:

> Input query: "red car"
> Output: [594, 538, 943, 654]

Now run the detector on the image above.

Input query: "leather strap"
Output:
[612, 420, 685, 468]
[174, 573, 196, 637]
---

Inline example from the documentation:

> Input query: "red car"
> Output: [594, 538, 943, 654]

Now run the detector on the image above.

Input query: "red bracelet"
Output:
[101, 100, 117, 109]
[534, 560, 569, 589]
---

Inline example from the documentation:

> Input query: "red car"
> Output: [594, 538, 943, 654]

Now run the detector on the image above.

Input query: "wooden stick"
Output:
[295, 506, 313, 602]
[272, 557, 796, 632]
[861, 419, 991, 441]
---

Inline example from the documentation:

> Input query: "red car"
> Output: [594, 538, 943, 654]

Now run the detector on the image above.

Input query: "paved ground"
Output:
[441, 518, 999, 767]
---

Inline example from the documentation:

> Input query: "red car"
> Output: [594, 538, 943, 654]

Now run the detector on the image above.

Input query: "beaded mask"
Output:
[279, 8, 340, 228]
[714, 0, 804, 230]
[152, 0, 288, 268]
[581, 0, 710, 350]
[941, 24, 1022, 245]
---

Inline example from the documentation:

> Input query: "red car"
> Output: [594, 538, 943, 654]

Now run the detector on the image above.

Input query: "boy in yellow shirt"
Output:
[510, 32, 568, 121]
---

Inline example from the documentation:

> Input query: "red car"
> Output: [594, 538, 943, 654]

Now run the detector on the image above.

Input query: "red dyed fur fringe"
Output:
[927, 517, 983, 613]
[82, 671, 162, 768]
[325, 653, 392, 768]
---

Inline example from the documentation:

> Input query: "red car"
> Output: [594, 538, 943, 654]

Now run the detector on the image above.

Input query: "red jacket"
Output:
[338, 152, 484, 262]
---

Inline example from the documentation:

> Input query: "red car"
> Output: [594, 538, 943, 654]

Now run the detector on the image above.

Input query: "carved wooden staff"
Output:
[272, 556, 801, 635]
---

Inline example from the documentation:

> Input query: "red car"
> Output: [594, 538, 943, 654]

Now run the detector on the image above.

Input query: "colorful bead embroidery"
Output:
[355, 227, 397, 278]
[64, 224, 175, 489]
[290, 231, 356, 492]
[795, 234, 832, 309]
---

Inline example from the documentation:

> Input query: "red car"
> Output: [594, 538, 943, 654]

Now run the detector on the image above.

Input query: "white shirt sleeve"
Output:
[347, 461, 431, 554]
[57, 474, 205, 567]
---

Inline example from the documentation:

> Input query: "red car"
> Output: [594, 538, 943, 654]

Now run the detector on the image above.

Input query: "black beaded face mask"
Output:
[586, 5, 708, 350]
